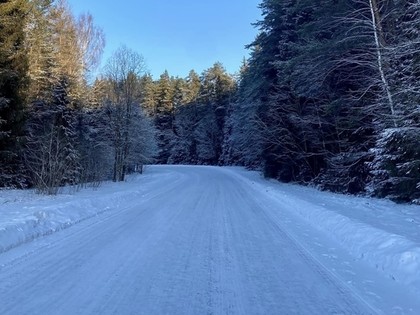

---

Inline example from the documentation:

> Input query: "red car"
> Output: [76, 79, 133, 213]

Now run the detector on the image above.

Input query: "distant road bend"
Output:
[0, 166, 396, 314]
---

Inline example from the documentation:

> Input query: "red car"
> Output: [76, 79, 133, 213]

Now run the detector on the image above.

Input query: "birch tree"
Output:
[368, 0, 396, 126]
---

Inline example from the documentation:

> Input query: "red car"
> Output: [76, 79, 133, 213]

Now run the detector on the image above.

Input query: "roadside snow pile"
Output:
[226, 167, 420, 293]
[0, 170, 164, 253]
[272, 195, 420, 292]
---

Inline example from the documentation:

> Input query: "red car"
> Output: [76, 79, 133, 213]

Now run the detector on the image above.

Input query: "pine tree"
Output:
[194, 63, 235, 164]
[25, 0, 53, 101]
[369, 0, 420, 202]
[0, 0, 29, 188]
[278, 0, 377, 189]
[185, 70, 201, 104]
[169, 103, 197, 164]
[229, 58, 265, 168]
[25, 79, 80, 194]
[221, 59, 247, 165]
[154, 70, 175, 163]
[75, 108, 113, 187]
[168, 72, 201, 164]
[370, 127, 420, 202]
[26, 0, 104, 105]
[172, 77, 187, 112]
[139, 74, 157, 116]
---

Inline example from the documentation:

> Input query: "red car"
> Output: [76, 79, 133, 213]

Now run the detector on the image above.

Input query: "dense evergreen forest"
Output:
[1, 0, 419, 203]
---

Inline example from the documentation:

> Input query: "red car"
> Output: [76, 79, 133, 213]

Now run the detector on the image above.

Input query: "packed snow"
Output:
[0, 165, 419, 314]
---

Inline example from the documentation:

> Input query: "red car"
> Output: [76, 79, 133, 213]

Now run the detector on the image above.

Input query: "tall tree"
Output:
[25, 79, 80, 194]
[25, 0, 55, 101]
[76, 12, 105, 82]
[229, 0, 294, 173]
[169, 72, 200, 164]
[139, 74, 157, 116]
[368, 0, 420, 202]
[0, 0, 29, 188]
[23, 0, 107, 192]
[195, 63, 235, 164]
[26, 0, 104, 104]
[229, 0, 380, 191]
[154, 70, 175, 163]
[185, 70, 201, 104]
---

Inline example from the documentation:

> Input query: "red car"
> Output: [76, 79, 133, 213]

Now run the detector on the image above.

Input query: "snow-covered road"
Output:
[0, 166, 419, 314]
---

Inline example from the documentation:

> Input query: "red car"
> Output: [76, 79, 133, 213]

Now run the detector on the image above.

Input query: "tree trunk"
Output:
[368, 0, 397, 127]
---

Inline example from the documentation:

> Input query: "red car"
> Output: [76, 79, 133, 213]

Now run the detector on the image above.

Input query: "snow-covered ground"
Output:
[0, 165, 419, 314]
[228, 168, 420, 292]
[0, 166, 170, 253]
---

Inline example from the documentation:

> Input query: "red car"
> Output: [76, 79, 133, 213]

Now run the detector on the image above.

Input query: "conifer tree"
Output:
[185, 70, 201, 104]
[368, 0, 420, 202]
[23, 0, 106, 191]
[0, 0, 29, 187]
[25, 0, 55, 101]
[169, 72, 200, 164]
[195, 63, 235, 164]
[25, 79, 80, 194]
[139, 74, 157, 116]
[154, 70, 175, 163]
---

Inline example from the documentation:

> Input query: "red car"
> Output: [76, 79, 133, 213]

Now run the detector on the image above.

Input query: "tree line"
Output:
[145, 0, 419, 203]
[226, 0, 420, 203]
[0, 0, 156, 194]
[1, 0, 419, 203]
[137, 63, 236, 166]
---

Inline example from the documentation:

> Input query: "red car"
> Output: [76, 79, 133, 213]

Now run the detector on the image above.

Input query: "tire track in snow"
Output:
[0, 166, 400, 314]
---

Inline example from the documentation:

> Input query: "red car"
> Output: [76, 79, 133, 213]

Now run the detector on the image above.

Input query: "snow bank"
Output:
[0, 170, 165, 253]
[225, 167, 420, 293]
[273, 196, 420, 292]
[0, 194, 123, 253]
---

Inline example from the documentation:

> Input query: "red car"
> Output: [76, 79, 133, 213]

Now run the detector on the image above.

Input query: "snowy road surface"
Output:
[0, 166, 419, 314]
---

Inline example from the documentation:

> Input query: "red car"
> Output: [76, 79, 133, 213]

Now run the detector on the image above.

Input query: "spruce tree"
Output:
[194, 63, 235, 165]
[25, 79, 80, 194]
[154, 70, 175, 163]
[0, 0, 29, 188]
[369, 0, 420, 202]
[139, 74, 157, 116]
[169, 72, 201, 164]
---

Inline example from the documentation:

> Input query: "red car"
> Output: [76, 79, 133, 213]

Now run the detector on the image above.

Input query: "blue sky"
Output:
[67, 0, 262, 79]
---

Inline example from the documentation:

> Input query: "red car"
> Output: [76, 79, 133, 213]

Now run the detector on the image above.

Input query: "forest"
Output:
[0, 0, 419, 203]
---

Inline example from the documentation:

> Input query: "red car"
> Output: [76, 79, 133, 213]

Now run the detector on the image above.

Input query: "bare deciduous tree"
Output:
[76, 12, 105, 81]
[103, 46, 156, 181]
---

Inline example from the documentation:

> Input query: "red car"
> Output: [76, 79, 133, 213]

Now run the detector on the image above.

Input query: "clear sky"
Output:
[67, 0, 262, 79]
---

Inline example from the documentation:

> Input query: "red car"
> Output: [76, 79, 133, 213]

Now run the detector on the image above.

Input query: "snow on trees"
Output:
[103, 46, 157, 182]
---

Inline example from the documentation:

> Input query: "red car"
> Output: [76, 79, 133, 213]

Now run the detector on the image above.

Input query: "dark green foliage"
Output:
[154, 71, 175, 164]
[226, 0, 419, 202]
[25, 79, 80, 194]
[370, 128, 420, 202]
[75, 109, 113, 187]
[147, 64, 236, 166]
[368, 0, 420, 202]
[0, 0, 29, 188]
[195, 63, 236, 164]
[169, 102, 198, 164]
